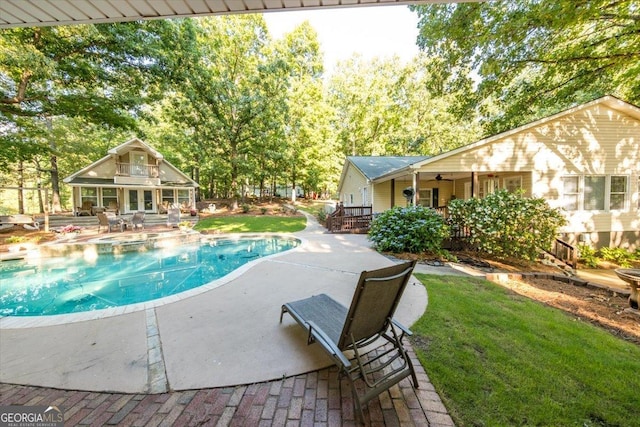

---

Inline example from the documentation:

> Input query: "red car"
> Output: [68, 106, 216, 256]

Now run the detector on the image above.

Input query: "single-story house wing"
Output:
[337, 96, 640, 250]
[64, 138, 198, 215]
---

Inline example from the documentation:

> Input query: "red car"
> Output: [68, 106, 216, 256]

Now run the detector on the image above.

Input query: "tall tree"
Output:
[0, 20, 196, 211]
[411, 0, 640, 134]
[164, 15, 289, 203]
[327, 54, 481, 157]
[273, 22, 337, 200]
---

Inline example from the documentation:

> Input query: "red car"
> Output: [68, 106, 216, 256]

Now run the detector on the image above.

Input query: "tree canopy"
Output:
[0, 20, 196, 210]
[411, 0, 640, 133]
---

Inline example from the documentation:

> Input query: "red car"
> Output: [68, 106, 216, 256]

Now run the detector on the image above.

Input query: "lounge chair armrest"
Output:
[391, 318, 413, 337]
[306, 320, 352, 369]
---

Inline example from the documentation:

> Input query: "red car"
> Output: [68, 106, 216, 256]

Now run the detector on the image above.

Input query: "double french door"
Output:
[125, 189, 154, 213]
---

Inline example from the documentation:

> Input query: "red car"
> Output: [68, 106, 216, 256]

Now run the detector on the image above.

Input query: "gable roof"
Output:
[108, 137, 164, 159]
[63, 137, 198, 187]
[348, 156, 430, 180]
[370, 95, 640, 183]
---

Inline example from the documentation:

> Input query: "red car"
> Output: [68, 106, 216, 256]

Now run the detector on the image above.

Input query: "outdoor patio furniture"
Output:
[91, 206, 106, 215]
[167, 208, 180, 228]
[105, 201, 119, 214]
[158, 201, 170, 214]
[97, 212, 124, 233]
[77, 201, 93, 216]
[130, 211, 145, 230]
[180, 202, 194, 214]
[0, 214, 39, 230]
[280, 260, 418, 422]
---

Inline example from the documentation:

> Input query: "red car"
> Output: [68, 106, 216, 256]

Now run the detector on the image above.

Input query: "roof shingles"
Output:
[348, 156, 430, 180]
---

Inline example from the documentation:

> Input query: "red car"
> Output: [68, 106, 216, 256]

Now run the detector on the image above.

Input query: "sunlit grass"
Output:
[194, 215, 307, 233]
[411, 274, 640, 427]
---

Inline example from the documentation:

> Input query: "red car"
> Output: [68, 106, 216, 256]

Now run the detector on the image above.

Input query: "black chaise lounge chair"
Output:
[280, 260, 418, 423]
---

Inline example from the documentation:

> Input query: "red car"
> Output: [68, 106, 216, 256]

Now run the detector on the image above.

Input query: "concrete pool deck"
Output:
[0, 215, 453, 396]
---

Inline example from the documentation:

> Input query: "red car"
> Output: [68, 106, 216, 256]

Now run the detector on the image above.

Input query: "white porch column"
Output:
[412, 172, 418, 206]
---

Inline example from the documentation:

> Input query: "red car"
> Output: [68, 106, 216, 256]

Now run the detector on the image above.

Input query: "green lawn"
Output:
[194, 215, 307, 233]
[411, 274, 640, 427]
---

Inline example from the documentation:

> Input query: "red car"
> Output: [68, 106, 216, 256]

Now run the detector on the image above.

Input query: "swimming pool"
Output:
[0, 236, 300, 317]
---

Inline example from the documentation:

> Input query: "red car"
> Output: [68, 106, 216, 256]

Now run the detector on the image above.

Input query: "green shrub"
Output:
[578, 244, 599, 268]
[368, 205, 449, 253]
[5, 236, 26, 244]
[448, 190, 566, 261]
[241, 203, 251, 213]
[599, 247, 633, 268]
[260, 207, 268, 215]
[316, 210, 327, 223]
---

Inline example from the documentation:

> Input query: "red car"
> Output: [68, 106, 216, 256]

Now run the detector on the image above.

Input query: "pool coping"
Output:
[0, 232, 307, 329]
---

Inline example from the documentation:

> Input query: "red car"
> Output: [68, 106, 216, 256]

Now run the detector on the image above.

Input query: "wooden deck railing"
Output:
[546, 238, 578, 269]
[326, 204, 373, 234]
[326, 206, 576, 268]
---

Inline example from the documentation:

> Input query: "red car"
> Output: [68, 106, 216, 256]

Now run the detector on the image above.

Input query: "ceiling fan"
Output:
[435, 174, 453, 182]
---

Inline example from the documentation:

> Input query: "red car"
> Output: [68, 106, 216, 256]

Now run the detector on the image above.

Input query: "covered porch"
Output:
[371, 170, 533, 212]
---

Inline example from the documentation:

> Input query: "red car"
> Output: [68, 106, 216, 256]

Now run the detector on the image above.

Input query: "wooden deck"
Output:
[326, 205, 373, 234]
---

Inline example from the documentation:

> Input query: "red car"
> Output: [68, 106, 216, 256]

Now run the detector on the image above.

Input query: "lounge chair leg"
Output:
[279, 305, 288, 323]
[345, 373, 366, 424]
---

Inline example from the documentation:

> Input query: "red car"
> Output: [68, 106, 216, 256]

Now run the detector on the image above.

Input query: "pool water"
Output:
[0, 236, 300, 316]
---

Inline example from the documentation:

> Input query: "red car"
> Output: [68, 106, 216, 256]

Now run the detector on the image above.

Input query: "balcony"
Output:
[116, 163, 159, 177]
[114, 163, 160, 186]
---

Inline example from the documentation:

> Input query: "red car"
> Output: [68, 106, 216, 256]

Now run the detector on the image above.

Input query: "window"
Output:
[102, 188, 118, 208]
[418, 189, 432, 207]
[561, 177, 580, 211]
[584, 176, 605, 210]
[464, 182, 471, 200]
[130, 151, 147, 176]
[610, 176, 627, 210]
[81, 187, 98, 206]
[503, 176, 522, 193]
[561, 175, 629, 211]
[177, 189, 190, 207]
[162, 189, 175, 207]
[480, 178, 499, 198]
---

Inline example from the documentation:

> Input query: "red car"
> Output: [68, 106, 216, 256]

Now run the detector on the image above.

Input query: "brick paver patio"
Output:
[0, 345, 454, 426]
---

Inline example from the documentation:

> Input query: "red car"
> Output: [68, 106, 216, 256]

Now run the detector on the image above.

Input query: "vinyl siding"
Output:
[339, 163, 369, 206]
[338, 99, 639, 247]
[373, 181, 391, 211]
[427, 103, 640, 237]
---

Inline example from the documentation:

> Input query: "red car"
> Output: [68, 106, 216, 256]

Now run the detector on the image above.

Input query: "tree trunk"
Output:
[290, 166, 297, 204]
[37, 180, 44, 213]
[18, 161, 25, 214]
[46, 118, 62, 213]
[49, 153, 61, 213]
[193, 164, 200, 201]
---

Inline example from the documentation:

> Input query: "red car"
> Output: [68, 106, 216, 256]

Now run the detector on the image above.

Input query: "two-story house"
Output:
[64, 138, 198, 215]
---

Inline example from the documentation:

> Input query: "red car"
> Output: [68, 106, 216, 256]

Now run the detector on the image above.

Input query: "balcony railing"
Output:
[116, 163, 159, 178]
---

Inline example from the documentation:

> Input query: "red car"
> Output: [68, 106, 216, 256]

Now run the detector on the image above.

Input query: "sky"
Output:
[263, 6, 421, 73]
